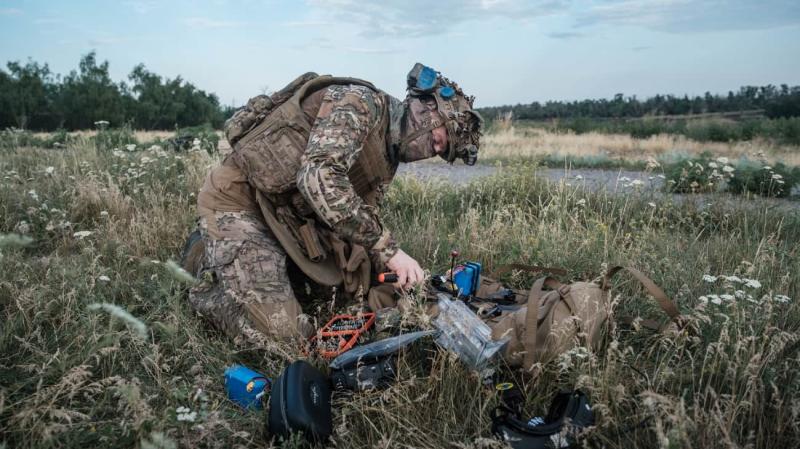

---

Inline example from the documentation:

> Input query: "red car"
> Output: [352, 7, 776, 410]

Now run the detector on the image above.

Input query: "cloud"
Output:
[577, 0, 800, 33]
[282, 20, 332, 27]
[182, 17, 243, 29]
[0, 8, 23, 16]
[33, 17, 64, 25]
[308, 0, 571, 37]
[547, 31, 584, 39]
[343, 46, 397, 54]
[124, 1, 159, 15]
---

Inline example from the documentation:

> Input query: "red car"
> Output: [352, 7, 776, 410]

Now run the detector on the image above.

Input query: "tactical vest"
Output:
[229, 74, 394, 205]
[227, 75, 396, 288]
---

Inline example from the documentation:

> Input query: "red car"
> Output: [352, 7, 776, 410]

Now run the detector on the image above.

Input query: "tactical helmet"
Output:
[401, 63, 483, 165]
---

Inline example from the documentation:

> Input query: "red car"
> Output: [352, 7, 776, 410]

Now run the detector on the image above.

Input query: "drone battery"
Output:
[452, 262, 482, 297]
[224, 364, 270, 410]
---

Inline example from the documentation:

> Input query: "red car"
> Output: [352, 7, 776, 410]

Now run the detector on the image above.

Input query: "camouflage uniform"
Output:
[189, 84, 401, 341]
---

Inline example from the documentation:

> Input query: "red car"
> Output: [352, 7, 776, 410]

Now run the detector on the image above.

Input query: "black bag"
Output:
[267, 360, 332, 443]
[491, 390, 594, 449]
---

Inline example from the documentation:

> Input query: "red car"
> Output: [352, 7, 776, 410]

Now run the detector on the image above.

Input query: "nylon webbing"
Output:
[603, 266, 685, 328]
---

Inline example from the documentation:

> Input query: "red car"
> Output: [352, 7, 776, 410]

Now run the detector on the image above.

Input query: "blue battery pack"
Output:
[452, 262, 482, 297]
[224, 364, 270, 410]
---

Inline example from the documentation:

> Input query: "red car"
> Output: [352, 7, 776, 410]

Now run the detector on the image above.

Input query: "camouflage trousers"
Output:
[188, 211, 314, 342]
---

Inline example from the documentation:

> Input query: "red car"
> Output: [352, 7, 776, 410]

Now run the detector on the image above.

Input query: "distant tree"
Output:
[55, 51, 126, 129]
[0, 60, 56, 129]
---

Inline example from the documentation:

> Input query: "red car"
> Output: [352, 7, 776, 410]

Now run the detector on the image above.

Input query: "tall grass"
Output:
[1, 137, 798, 448]
[480, 126, 800, 168]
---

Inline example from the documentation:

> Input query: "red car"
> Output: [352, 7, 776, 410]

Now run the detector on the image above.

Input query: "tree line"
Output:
[3, 52, 800, 131]
[0, 52, 232, 131]
[478, 85, 800, 121]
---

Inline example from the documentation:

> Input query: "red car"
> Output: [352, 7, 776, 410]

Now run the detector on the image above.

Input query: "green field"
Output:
[1, 134, 799, 448]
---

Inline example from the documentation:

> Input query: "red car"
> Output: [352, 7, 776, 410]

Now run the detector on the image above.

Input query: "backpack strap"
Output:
[523, 276, 567, 370]
[602, 266, 686, 330]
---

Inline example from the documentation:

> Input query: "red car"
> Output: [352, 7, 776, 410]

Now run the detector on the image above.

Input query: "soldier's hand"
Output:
[386, 249, 425, 290]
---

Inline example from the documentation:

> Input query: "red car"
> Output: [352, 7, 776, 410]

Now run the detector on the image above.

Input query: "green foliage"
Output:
[522, 117, 800, 145]
[92, 123, 137, 151]
[0, 52, 226, 131]
[662, 155, 799, 197]
[479, 84, 800, 121]
[726, 161, 800, 198]
[165, 124, 220, 155]
[663, 154, 717, 193]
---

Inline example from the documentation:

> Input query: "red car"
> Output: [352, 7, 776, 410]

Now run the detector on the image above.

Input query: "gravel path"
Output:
[396, 161, 800, 211]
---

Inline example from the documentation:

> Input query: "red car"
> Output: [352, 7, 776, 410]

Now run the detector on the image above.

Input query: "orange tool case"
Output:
[309, 313, 376, 359]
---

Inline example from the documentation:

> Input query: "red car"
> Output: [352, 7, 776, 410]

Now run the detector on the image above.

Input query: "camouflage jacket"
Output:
[296, 84, 403, 268]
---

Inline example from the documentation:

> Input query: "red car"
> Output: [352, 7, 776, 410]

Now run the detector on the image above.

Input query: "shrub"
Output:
[92, 123, 137, 151]
[0, 128, 44, 150]
[165, 124, 219, 155]
[663, 153, 735, 193]
[726, 161, 800, 197]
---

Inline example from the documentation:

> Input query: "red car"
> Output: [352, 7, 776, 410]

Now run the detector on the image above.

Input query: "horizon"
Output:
[2, 0, 799, 108]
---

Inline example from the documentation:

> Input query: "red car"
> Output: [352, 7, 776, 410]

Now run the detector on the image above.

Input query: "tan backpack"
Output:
[484, 266, 684, 371]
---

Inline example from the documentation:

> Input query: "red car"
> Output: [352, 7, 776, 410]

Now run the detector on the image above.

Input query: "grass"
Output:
[1, 134, 799, 448]
[480, 125, 800, 168]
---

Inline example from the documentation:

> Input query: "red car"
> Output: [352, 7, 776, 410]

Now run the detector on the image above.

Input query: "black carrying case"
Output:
[267, 360, 332, 443]
[491, 390, 594, 449]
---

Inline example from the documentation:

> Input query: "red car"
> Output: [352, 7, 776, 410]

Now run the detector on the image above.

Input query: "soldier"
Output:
[187, 64, 482, 343]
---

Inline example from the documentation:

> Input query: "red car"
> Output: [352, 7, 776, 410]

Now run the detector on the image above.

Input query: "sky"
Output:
[1, 0, 799, 108]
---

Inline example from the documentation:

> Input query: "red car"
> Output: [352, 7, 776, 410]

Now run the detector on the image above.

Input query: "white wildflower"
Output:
[98, 275, 111, 282]
[716, 157, 729, 164]
[763, 165, 772, 170]
[774, 295, 791, 303]
[94, 120, 110, 126]
[14, 221, 31, 234]
[73, 230, 93, 239]
[45, 166, 55, 175]
[708, 162, 718, 169]
[630, 179, 645, 187]
[176, 406, 197, 422]
[657, 174, 666, 179]
[771, 173, 783, 180]
[709, 295, 722, 305]
[698, 296, 709, 304]
[743, 279, 761, 289]
[720, 294, 735, 302]
[648, 202, 656, 208]
[125, 144, 137, 151]
[722, 165, 735, 173]
[28, 190, 39, 201]
[734, 290, 746, 299]
[576, 199, 587, 207]
[702, 275, 717, 283]
[575, 174, 583, 180]
[100, 210, 109, 218]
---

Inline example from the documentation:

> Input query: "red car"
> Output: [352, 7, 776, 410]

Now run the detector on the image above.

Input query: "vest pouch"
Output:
[233, 110, 311, 195]
[298, 220, 324, 262]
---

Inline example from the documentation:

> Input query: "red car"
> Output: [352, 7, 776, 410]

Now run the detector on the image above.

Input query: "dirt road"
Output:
[396, 161, 800, 210]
